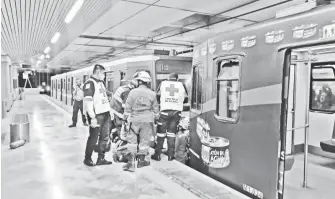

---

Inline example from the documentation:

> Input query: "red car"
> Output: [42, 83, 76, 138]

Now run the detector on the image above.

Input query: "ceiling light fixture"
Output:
[64, 0, 84, 24]
[37, 60, 42, 64]
[51, 32, 61, 43]
[46, 54, 50, 59]
[39, 55, 45, 60]
[44, 46, 51, 54]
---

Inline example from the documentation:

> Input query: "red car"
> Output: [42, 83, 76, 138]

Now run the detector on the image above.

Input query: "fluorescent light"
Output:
[37, 60, 42, 64]
[51, 32, 61, 43]
[44, 46, 51, 54]
[46, 54, 50, 59]
[64, 0, 84, 24]
[39, 55, 45, 60]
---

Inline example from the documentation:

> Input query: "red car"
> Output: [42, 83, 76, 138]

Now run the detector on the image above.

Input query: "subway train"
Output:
[51, 55, 192, 109]
[188, 4, 335, 199]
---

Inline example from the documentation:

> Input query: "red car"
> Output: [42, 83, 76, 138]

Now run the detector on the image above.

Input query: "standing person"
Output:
[151, 73, 188, 161]
[110, 78, 139, 162]
[69, 78, 88, 128]
[83, 64, 113, 166]
[122, 71, 159, 172]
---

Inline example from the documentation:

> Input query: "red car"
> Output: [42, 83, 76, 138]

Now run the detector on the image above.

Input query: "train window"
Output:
[191, 64, 203, 110]
[310, 63, 335, 113]
[215, 58, 241, 123]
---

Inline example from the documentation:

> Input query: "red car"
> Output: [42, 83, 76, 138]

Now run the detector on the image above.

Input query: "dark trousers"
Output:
[85, 112, 111, 158]
[72, 100, 87, 125]
[155, 110, 181, 157]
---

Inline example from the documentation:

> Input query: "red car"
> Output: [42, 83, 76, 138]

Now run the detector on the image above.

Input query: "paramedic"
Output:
[110, 78, 139, 135]
[151, 72, 188, 161]
[122, 71, 159, 171]
[83, 64, 113, 167]
[69, 78, 88, 128]
[110, 78, 139, 162]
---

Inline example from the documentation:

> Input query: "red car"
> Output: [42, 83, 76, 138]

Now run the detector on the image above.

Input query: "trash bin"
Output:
[10, 114, 30, 144]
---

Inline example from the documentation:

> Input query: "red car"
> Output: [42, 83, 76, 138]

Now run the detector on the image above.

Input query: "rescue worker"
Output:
[151, 72, 188, 161]
[174, 117, 190, 164]
[69, 78, 88, 127]
[122, 71, 159, 171]
[110, 78, 139, 162]
[83, 64, 113, 166]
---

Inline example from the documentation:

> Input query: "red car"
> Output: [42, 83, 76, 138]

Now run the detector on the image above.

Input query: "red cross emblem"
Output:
[166, 84, 179, 96]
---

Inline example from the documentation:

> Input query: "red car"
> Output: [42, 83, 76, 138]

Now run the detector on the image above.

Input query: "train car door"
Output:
[83, 75, 89, 83]
[71, 77, 74, 106]
[63, 78, 67, 104]
[57, 79, 61, 100]
[60, 78, 63, 101]
[189, 43, 208, 173]
[120, 71, 127, 86]
[283, 44, 335, 199]
[66, 77, 71, 105]
[105, 72, 114, 93]
[51, 80, 54, 97]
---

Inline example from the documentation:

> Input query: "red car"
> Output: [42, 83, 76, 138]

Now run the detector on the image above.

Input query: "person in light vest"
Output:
[151, 72, 188, 161]
[110, 77, 139, 162]
[83, 64, 113, 166]
[69, 78, 88, 128]
[122, 71, 160, 172]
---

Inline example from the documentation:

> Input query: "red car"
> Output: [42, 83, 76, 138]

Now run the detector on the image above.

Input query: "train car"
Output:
[51, 55, 192, 110]
[189, 3, 335, 199]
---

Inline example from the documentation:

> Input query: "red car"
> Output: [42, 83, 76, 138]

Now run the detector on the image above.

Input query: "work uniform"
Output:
[71, 84, 87, 126]
[153, 79, 188, 159]
[83, 77, 112, 162]
[109, 84, 133, 162]
[110, 85, 132, 135]
[123, 85, 159, 169]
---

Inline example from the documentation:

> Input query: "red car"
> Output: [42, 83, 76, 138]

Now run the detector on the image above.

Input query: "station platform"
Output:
[1, 89, 248, 199]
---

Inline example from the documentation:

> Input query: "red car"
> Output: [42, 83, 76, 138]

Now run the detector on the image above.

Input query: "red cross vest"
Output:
[86, 78, 111, 114]
[160, 80, 185, 111]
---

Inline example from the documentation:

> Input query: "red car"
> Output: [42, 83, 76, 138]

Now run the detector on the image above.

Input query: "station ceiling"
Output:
[1, 0, 307, 70]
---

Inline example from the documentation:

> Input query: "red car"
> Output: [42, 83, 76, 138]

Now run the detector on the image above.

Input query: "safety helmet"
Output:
[128, 79, 139, 89]
[135, 71, 151, 82]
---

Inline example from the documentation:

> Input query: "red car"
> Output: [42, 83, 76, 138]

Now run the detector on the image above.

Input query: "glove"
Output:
[109, 111, 115, 120]
[90, 118, 100, 128]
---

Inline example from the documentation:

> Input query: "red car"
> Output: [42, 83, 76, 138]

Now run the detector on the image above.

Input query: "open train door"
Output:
[105, 72, 114, 93]
[283, 44, 335, 199]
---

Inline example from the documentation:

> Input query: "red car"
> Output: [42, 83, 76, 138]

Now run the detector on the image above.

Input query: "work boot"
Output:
[96, 155, 113, 166]
[69, 124, 76, 128]
[168, 156, 175, 161]
[137, 154, 150, 168]
[113, 154, 119, 162]
[167, 137, 176, 161]
[151, 154, 161, 161]
[83, 157, 94, 167]
[123, 153, 135, 172]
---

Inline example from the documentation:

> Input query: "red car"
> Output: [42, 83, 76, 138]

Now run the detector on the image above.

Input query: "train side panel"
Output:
[189, 5, 335, 199]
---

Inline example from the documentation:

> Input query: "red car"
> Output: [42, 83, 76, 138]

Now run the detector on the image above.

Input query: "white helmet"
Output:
[135, 71, 151, 82]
